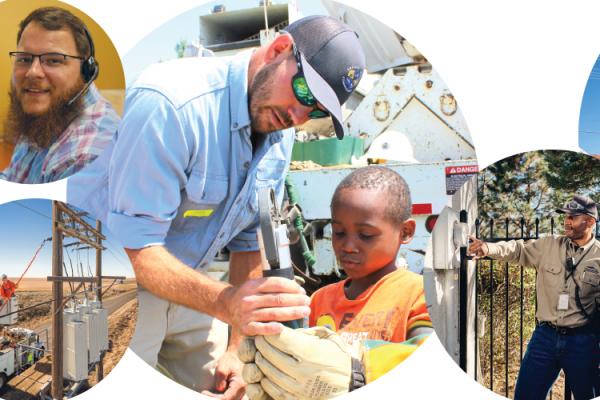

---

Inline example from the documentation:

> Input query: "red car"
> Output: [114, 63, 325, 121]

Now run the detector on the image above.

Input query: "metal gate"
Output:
[467, 216, 594, 400]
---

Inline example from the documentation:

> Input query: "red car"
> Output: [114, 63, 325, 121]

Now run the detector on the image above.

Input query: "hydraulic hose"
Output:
[285, 175, 316, 268]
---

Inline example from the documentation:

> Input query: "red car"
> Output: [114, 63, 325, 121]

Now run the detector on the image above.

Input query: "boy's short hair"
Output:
[331, 166, 412, 224]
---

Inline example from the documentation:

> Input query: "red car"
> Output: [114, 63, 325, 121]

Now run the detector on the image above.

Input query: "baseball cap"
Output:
[283, 15, 366, 139]
[556, 195, 598, 220]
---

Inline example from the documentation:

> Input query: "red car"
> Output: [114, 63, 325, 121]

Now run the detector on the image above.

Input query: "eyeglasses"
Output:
[9, 51, 83, 69]
[291, 45, 330, 119]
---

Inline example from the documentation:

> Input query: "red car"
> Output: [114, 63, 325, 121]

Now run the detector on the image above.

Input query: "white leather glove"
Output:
[239, 326, 364, 400]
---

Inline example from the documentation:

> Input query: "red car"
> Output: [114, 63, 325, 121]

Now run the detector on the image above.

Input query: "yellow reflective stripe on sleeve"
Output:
[183, 209, 214, 218]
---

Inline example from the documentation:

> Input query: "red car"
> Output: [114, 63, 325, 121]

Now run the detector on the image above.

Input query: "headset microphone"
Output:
[67, 66, 98, 106]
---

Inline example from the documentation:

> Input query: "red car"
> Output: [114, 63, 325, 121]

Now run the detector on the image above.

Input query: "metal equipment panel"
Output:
[83, 312, 100, 363]
[0, 298, 19, 325]
[94, 308, 109, 351]
[63, 322, 87, 381]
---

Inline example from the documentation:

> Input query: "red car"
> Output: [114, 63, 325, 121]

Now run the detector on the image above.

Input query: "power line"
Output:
[77, 213, 130, 268]
[14, 201, 52, 220]
[105, 246, 131, 269]
[15, 201, 131, 271]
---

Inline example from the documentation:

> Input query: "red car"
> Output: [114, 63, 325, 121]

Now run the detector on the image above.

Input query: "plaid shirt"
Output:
[0, 84, 120, 184]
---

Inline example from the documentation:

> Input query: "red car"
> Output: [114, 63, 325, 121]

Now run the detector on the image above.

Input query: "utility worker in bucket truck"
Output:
[469, 194, 600, 400]
[67, 15, 366, 399]
[0, 275, 17, 302]
[239, 166, 433, 400]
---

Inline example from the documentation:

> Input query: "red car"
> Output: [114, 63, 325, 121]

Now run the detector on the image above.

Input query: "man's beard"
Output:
[4, 84, 85, 149]
[249, 58, 294, 134]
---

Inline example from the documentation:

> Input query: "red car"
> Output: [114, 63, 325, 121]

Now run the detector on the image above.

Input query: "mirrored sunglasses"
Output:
[291, 45, 330, 120]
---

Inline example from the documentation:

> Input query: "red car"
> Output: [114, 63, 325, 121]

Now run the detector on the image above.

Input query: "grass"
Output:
[476, 260, 566, 399]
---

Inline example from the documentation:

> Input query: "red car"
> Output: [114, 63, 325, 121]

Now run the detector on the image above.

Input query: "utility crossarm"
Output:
[57, 224, 103, 249]
[63, 243, 106, 251]
[54, 202, 106, 240]
[67, 245, 107, 251]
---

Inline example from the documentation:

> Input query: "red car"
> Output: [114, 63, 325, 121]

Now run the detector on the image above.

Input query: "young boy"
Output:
[309, 165, 432, 352]
[239, 167, 433, 399]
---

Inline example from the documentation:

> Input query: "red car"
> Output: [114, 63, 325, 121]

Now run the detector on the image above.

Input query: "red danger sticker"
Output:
[445, 165, 478, 195]
[445, 165, 479, 175]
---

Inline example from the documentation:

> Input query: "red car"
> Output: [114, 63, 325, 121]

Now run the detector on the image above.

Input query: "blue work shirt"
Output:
[68, 51, 294, 269]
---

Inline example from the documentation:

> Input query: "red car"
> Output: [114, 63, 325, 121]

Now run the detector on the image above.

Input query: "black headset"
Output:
[80, 26, 98, 83]
[67, 26, 99, 106]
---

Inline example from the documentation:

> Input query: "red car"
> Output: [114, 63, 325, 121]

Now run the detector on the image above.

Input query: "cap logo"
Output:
[565, 200, 585, 211]
[342, 66, 363, 93]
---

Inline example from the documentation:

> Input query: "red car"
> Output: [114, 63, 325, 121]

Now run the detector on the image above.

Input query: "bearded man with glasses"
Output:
[1, 7, 119, 183]
[68, 15, 365, 399]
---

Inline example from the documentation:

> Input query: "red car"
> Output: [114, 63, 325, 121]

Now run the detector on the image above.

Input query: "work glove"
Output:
[238, 326, 365, 400]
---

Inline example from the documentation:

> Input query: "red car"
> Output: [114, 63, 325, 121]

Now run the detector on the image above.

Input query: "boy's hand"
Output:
[239, 327, 362, 400]
[468, 235, 489, 259]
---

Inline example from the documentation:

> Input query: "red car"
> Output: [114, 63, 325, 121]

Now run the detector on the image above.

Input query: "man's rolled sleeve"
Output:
[108, 212, 172, 249]
[108, 89, 194, 249]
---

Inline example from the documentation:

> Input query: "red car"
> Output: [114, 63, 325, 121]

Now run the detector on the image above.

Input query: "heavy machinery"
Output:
[284, 1, 477, 283]
[0, 327, 46, 390]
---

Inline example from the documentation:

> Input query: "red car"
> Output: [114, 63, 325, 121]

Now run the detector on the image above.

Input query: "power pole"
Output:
[95, 219, 104, 382]
[51, 201, 64, 400]
[49, 202, 122, 398]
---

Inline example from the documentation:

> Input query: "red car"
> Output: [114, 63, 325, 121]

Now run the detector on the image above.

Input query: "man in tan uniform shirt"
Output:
[469, 195, 600, 400]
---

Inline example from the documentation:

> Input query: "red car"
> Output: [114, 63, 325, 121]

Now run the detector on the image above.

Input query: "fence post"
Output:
[474, 218, 480, 382]
[459, 209, 468, 372]
[504, 218, 510, 397]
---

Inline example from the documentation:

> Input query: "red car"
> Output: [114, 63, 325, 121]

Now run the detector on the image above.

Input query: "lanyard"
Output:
[565, 243, 594, 281]
[565, 241, 597, 321]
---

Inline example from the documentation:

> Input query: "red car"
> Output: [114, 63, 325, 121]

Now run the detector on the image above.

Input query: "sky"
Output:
[123, 0, 327, 83]
[0, 199, 132, 278]
[579, 54, 600, 154]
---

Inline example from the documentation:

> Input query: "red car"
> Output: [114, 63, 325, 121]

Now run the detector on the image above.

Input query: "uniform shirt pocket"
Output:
[249, 158, 288, 214]
[541, 263, 562, 289]
[256, 158, 287, 185]
[579, 264, 600, 300]
[171, 172, 229, 232]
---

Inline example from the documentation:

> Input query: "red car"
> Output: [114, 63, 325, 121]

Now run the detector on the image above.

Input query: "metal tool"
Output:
[258, 186, 304, 329]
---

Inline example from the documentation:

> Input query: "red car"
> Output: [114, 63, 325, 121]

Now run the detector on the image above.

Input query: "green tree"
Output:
[541, 150, 600, 195]
[478, 150, 600, 238]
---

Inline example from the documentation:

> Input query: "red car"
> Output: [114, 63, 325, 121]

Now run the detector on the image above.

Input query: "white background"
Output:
[2, 0, 597, 399]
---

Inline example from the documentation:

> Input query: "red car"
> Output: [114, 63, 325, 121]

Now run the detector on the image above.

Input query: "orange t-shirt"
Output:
[309, 269, 431, 353]
[0, 280, 16, 299]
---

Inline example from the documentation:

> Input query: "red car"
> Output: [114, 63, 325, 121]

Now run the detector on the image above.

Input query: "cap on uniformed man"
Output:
[556, 194, 598, 221]
[283, 15, 366, 140]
